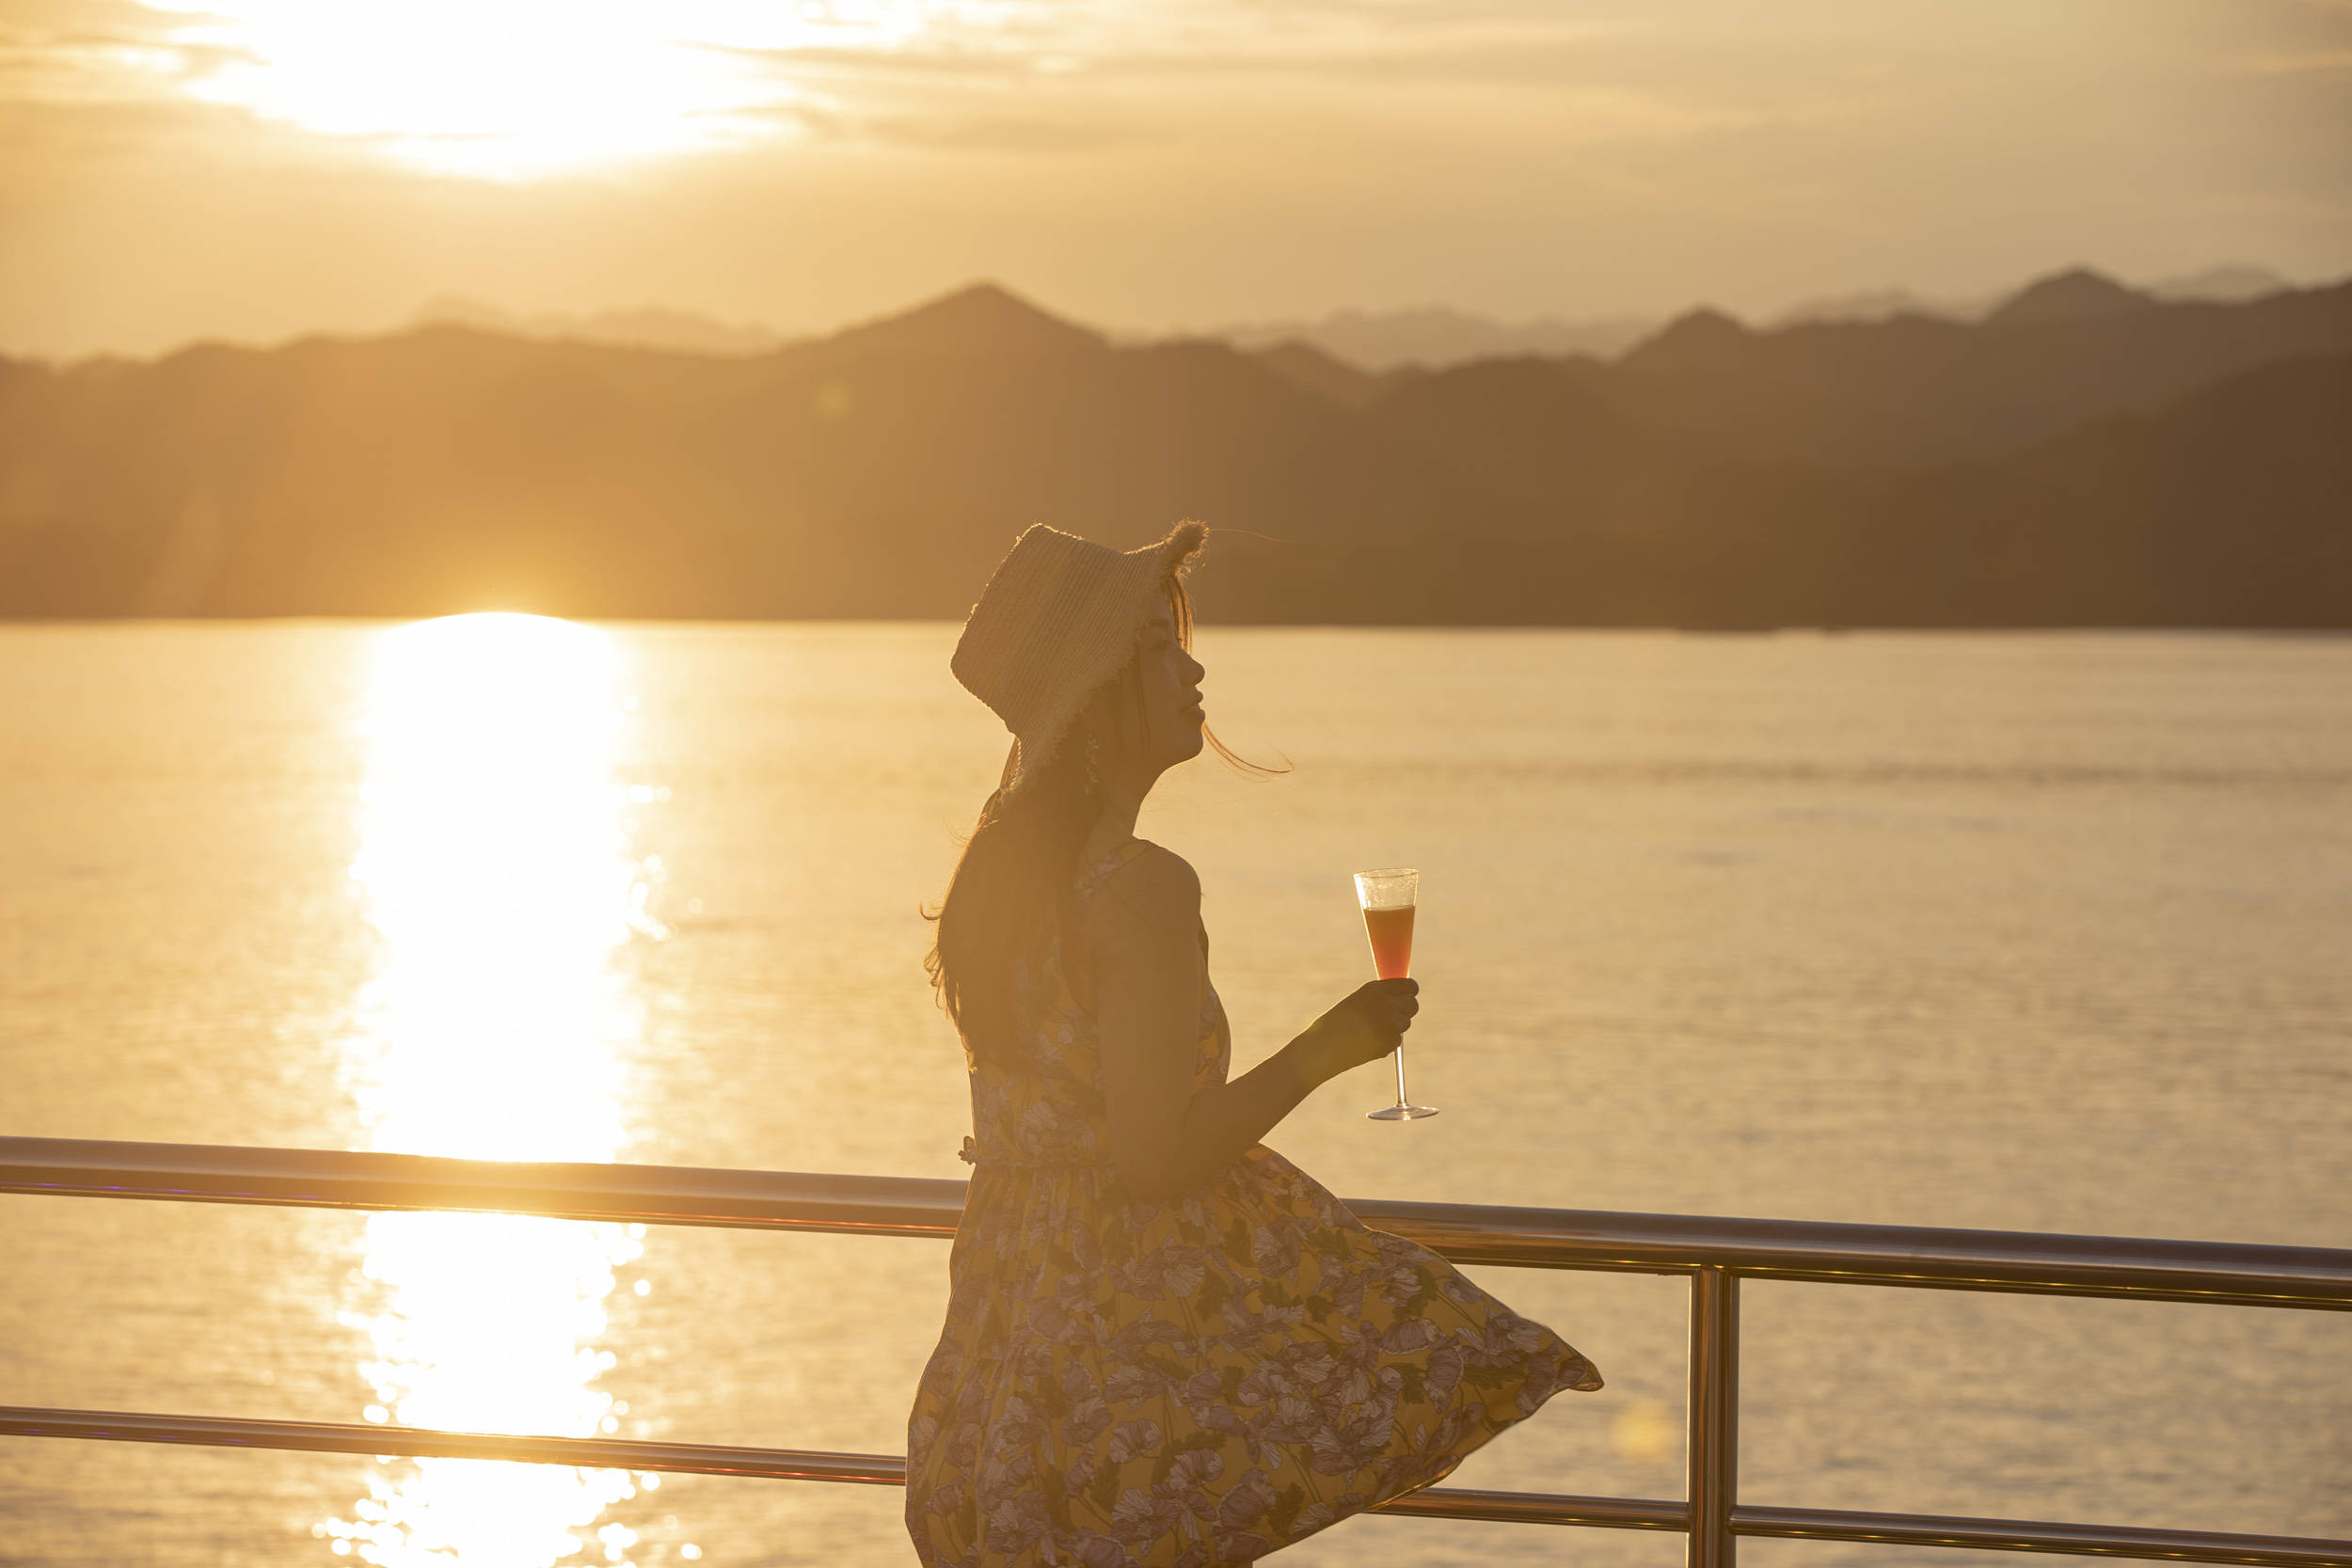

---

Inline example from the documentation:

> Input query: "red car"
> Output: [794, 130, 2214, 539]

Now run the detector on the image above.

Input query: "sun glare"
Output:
[137, 0, 937, 178]
[323, 613, 663, 1566]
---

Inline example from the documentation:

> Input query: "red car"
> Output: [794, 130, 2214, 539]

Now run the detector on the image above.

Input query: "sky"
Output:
[2, 0, 2348, 359]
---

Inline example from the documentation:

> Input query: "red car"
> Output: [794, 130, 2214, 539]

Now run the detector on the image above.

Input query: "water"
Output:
[2, 621, 2347, 1568]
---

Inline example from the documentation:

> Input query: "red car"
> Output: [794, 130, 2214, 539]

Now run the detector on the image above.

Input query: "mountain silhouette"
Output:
[2, 276, 2344, 626]
[1613, 308, 1751, 375]
[1772, 288, 1963, 327]
[1982, 267, 2157, 328]
[811, 281, 1107, 362]
[1245, 341, 1389, 407]
[1578, 269, 2352, 467]
[2145, 264, 2292, 305]
[1214, 306, 1655, 372]
[415, 297, 794, 356]
[1769, 264, 2294, 330]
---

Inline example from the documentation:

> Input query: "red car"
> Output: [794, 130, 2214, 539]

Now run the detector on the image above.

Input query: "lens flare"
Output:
[1610, 1398, 1678, 1466]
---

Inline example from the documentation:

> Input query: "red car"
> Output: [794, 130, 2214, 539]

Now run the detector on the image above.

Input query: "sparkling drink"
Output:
[1353, 868, 1436, 1120]
[1361, 904, 1415, 980]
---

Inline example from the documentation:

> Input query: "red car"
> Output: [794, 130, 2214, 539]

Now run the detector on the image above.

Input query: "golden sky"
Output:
[3, 0, 2347, 357]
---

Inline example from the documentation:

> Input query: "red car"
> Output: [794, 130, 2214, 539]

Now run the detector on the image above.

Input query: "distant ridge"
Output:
[1772, 262, 2296, 329]
[1244, 341, 1387, 407]
[1772, 288, 1962, 327]
[1592, 268, 2351, 467]
[2146, 264, 2292, 304]
[1212, 306, 1654, 371]
[4, 269, 2345, 626]
[1615, 307, 1750, 374]
[820, 281, 1106, 360]
[414, 282, 1104, 362]
[415, 297, 793, 356]
[400, 261, 2305, 369]
[1983, 267, 2157, 328]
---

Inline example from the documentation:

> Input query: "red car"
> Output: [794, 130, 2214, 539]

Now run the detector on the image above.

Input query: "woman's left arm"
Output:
[1090, 847, 1417, 1200]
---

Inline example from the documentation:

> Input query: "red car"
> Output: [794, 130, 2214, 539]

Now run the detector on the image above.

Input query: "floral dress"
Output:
[906, 840, 1601, 1567]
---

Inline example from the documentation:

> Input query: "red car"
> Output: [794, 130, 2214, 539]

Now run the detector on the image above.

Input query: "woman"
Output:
[909, 522, 1600, 1567]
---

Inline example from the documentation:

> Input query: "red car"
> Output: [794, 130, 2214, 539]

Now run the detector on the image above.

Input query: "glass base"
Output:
[1366, 1103, 1439, 1120]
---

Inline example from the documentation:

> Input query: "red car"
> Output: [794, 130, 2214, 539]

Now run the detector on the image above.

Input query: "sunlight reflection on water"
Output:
[319, 613, 663, 1568]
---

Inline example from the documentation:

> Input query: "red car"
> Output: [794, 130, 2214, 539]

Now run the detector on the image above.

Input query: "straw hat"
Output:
[952, 521, 1207, 794]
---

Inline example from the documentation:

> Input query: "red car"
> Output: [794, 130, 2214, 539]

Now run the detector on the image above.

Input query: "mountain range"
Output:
[409, 263, 2300, 371]
[1211, 307, 1658, 372]
[2, 268, 2344, 626]
[415, 297, 797, 357]
[1769, 263, 2295, 331]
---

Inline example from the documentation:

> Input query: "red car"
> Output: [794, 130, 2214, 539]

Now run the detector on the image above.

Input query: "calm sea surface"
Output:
[2, 622, 2347, 1568]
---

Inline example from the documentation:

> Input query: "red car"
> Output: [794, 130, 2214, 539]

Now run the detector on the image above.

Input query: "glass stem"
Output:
[1393, 1046, 1409, 1108]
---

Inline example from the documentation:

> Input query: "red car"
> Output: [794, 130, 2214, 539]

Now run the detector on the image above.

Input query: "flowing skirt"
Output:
[906, 1145, 1601, 1567]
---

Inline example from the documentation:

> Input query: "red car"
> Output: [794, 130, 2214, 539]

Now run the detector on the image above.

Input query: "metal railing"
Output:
[3, 1136, 2347, 1567]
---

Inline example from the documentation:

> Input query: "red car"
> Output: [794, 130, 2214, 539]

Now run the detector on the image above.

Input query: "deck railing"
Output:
[3, 1136, 2347, 1568]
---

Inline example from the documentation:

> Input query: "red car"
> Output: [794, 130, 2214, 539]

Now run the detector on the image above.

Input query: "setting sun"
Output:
[135, 0, 933, 178]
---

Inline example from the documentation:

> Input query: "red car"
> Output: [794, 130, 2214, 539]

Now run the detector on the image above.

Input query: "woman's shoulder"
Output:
[1109, 838, 1199, 896]
[1085, 840, 1200, 936]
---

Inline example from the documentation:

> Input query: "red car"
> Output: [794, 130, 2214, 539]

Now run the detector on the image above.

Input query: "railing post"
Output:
[1688, 1266, 1740, 1568]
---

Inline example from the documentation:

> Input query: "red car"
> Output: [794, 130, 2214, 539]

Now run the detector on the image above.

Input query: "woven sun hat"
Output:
[952, 520, 1207, 794]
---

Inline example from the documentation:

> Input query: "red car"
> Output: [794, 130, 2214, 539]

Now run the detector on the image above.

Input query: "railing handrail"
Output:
[4, 1136, 2346, 1308]
[7, 1135, 2350, 1568]
[0, 1405, 1689, 1533]
[9, 1404, 2349, 1566]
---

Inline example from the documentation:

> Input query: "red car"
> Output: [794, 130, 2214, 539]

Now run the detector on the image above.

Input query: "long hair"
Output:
[925, 574, 1269, 1068]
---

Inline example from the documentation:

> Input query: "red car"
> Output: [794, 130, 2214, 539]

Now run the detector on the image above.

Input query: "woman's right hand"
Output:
[1291, 979, 1421, 1089]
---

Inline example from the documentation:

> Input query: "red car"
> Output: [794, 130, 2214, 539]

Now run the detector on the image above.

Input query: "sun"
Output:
[137, 1, 931, 180]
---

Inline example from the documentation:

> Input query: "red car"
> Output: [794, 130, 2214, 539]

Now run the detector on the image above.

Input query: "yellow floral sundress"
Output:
[906, 840, 1601, 1566]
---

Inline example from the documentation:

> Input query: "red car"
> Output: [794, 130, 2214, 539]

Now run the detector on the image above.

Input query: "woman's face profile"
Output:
[1134, 599, 1206, 770]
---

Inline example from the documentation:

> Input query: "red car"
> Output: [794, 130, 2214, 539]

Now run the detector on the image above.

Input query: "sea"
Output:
[2, 621, 2346, 1568]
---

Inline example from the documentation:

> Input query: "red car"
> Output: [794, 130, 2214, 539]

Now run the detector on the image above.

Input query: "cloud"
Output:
[857, 112, 1147, 154]
[0, 0, 2008, 178]
[0, 8, 250, 107]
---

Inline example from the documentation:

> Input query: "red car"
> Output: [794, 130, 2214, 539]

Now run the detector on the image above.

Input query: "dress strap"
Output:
[1075, 837, 1154, 898]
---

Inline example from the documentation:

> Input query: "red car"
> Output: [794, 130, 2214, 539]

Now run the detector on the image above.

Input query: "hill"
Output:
[1576, 268, 2352, 467]
[1213, 306, 1655, 372]
[1, 278, 2344, 626]
[0, 286, 1484, 620]
[415, 298, 795, 356]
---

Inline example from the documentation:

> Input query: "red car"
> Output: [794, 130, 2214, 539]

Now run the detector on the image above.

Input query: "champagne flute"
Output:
[1355, 868, 1437, 1120]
